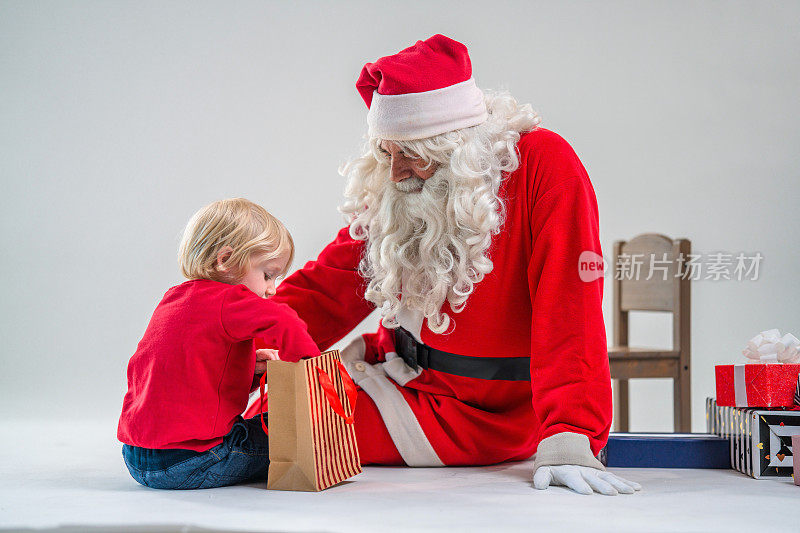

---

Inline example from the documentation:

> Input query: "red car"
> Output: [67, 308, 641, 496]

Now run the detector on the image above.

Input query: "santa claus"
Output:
[255, 34, 641, 495]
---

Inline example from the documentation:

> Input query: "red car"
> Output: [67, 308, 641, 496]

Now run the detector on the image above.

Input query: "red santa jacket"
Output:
[268, 127, 612, 467]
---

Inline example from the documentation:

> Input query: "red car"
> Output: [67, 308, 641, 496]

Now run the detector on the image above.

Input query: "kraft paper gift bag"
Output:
[258, 350, 362, 491]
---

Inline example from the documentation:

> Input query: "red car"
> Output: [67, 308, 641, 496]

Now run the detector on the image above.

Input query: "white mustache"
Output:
[394, 176, 426, 193]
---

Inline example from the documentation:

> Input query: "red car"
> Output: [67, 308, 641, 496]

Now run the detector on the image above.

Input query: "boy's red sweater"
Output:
[117, 279, 320, 451]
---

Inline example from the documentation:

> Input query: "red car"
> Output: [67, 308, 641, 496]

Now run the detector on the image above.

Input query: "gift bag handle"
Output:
[315, 361, 358, 424]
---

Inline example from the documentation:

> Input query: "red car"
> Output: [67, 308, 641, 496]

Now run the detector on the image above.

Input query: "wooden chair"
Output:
[609, 233, 691, 432]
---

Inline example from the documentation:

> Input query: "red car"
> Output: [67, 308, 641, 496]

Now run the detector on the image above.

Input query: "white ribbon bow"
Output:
[742, 328, 800, 364]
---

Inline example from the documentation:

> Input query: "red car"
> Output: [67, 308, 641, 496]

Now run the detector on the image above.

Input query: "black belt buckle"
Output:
[396, 327, 426, 371]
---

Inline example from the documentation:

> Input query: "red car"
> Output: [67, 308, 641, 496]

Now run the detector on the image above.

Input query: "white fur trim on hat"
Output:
[367, 78, 488, 141]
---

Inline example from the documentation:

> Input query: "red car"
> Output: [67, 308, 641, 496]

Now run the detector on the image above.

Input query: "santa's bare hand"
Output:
[255, 348, 280, 375]
[533, 465, 641, 496]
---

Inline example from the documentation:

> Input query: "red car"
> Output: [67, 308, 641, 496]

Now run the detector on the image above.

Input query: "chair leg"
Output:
[674, 373, 692, 432]
[613, 379, 630, 432]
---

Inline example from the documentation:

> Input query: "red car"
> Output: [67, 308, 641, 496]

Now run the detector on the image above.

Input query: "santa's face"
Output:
[378, 140, 439, 192]
[340, 90, 534, 334]
[355, 151, 499, 334]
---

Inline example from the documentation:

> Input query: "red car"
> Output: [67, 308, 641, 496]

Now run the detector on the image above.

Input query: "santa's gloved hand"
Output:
[533, 464, 641, 496]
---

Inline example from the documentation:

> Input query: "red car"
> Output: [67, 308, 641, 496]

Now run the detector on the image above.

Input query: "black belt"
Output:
[394, 327, 531, 381]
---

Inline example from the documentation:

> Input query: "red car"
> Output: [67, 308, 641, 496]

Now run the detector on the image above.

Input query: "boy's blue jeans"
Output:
[122, 415, 269, 489]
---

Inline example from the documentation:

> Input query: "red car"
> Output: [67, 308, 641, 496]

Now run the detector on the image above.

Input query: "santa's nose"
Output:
[390, 158, 411, 183]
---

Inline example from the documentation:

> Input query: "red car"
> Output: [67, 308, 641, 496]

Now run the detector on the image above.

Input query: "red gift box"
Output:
[715, 364, 800, 408]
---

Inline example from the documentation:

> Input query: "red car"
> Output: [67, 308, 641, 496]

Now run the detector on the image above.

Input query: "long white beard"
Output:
[359, 165, 501, 334]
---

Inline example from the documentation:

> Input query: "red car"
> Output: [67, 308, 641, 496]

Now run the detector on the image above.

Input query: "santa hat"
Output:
[356, 34, 488, 141]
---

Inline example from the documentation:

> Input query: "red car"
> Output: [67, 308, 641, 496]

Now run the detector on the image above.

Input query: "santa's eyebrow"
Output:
[378, 143, 419, 160]
[398, 148, 418, 158]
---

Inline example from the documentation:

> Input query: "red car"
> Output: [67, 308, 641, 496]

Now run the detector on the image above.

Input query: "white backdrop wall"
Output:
[2, 1, 799, 433]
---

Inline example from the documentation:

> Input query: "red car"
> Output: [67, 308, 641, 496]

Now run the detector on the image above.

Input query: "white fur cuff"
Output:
[533, 432, 606, 472]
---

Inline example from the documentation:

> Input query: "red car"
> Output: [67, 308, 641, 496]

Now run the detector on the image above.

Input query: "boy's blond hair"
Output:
[179, 198, 294, 282]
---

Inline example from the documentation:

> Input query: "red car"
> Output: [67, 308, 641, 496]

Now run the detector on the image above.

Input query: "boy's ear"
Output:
[215, 246, 234, 272]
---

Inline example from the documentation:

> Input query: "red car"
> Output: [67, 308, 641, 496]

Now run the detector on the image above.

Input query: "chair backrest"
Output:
[612, 234, 691, 352]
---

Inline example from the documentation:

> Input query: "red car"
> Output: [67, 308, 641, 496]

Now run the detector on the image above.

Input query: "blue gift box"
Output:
[599, 433, 731, 468]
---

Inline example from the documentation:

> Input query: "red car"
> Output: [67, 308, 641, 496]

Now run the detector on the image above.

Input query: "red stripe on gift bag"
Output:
[337, 359, 361, 477]
[334, 354, 359, 479]
[303, 352, 362, 489]
[315, 355, 338, 489]
[315, 356, 334, 489]
[333, 357, 359, 478]
[317, 353, 360, 488]
[330, 357, 350, 480]
[316, 356, 334, 489]
[323, 354, 346, 486]
[305, 359, 324, 490]
[326, 356, 358, 478]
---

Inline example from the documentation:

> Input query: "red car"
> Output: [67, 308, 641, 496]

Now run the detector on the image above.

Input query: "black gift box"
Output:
[706, 397, 800, 479]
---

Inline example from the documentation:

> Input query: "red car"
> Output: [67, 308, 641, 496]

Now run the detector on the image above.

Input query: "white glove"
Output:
[533, 464, 641, 496]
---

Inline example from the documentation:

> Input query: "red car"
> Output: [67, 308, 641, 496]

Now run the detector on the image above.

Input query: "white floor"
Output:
[1, 420, 798, 533]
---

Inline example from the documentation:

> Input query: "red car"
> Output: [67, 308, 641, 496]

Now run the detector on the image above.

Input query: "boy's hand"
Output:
[255, 348, 280, 375]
